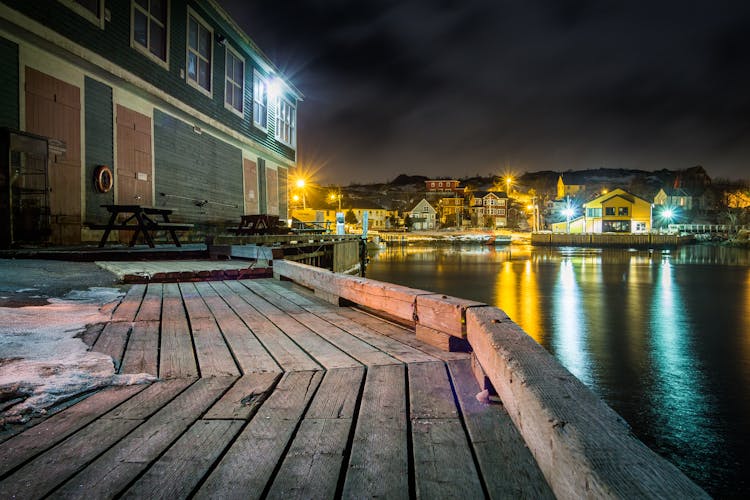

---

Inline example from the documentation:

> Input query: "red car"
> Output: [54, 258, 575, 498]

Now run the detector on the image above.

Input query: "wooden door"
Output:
[243, 158, 259, 214]
[116, 105, 152, 206]
[25, 67, 81, 244]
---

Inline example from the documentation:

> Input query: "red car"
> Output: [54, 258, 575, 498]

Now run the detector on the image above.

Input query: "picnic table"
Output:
[91, 204, 193, 248]
[232, 214, 283, 235]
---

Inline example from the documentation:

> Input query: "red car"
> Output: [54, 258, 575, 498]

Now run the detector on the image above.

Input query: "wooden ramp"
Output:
[0, 279, 553, 499]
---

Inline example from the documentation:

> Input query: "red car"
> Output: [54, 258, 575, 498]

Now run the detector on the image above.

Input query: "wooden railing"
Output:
[272, 260, 708, 499]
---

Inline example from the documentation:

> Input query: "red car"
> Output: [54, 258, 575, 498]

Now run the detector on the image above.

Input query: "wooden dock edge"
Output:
[272, 260, 708, 499]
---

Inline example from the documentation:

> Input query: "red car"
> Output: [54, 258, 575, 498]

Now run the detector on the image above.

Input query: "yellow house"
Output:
[583, 188, 652, 233]
[557, 174, 586, 200]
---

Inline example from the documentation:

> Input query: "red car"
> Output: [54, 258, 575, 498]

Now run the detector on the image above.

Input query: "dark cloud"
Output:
[218, 0, 750, 183]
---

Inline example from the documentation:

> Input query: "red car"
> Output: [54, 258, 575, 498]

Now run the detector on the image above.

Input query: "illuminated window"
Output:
[253, 71, 268, 130]
[275, 96, 296, 147]
[618, 207, 629, 216]
[586, 208, 602, 217]
[224, 46, 244, 116]
[187, 9, 213, 95]
[132, 0, 168, 66]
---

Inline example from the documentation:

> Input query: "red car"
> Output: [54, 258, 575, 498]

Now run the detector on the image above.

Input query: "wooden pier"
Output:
[0, 262, 707, 498]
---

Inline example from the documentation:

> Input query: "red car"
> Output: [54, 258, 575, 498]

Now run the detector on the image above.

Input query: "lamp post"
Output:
[295, 178, 306, 209]
[329, 191, 341, 211]
[563, 207, 574, 233]
[505, 176, 512, 194]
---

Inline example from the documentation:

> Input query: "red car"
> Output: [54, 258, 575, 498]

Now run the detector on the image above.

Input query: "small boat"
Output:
[489, 234, 512, 245]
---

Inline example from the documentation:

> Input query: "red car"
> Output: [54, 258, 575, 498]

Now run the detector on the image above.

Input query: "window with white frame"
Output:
[187, 9, 212, 94]
[253, 71, 268, 130]
[132, 0, 168, 65]
[275, 96, 296, 147]
[60, 0, 105, 28]
[225, 46, 244, 116]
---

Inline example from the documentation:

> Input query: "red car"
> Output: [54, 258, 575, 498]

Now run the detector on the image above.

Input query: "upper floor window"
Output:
[60, 0, 105, 28]
[187, 9, 212, 95]
[224, 46, 244, 116]
[275, 96, 296, 147]
[132, 0, 168, 66]
[253, 71, 268, 130]
[618, 207, 629, 216]
[605, 207, 616, 216]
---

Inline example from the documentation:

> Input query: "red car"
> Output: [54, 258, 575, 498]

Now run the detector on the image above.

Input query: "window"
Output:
[586, 208, 602, 217]
[60, 0, 104, 27]
[498, 208, 506, 215]
[187, 9, 212, 94]
[225, 46, 244, 116]
[132, 0, 168, 66]
[602, 220, 630, 232]
[253, 70, 268, 130]
[618, 207, 629, 216]
[634, 222, 647, 232]
[275, 96, 296, 147]
[605, 207, 615, 216]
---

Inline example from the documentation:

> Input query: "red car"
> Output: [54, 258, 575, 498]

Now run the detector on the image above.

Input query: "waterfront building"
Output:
[582, 188, 652, 233]
[425, 179, 461, 194]
[406, 198, 437, 230]
[469, 191, 508, 228]
[0, 0, 301, 245]
[438, 196, 465, 226]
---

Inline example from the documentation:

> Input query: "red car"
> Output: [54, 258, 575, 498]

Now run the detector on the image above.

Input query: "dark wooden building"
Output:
[0, 0, 301, 246]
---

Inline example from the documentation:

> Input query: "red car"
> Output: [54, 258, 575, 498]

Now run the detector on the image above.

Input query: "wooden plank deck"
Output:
[0, 278, 552, 499]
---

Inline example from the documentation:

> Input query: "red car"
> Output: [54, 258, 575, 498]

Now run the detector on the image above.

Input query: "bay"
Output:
[367, 243, 750, 497]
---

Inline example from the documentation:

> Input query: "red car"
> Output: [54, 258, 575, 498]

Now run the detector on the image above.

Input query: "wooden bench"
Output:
[90, 205, 193, 248]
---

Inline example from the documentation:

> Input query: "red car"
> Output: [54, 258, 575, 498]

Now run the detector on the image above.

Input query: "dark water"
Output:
[367, 243, 750, 497]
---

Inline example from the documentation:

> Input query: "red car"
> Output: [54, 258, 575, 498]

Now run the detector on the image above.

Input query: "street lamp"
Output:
[563, 207, 574, 233]
[329, 191, 341, 211]
[505, 176, 513, 194]
[295, 178, 306, 209]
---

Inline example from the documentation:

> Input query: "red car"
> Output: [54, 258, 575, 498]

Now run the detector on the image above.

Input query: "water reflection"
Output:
[552, 259, 594, 387]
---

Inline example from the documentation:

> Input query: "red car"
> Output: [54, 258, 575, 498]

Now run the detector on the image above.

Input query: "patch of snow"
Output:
[14, 288, 38, 293]
[0, 287, 155, 421]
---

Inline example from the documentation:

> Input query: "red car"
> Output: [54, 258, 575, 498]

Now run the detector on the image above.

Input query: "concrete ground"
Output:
[0, 259, 123, 307]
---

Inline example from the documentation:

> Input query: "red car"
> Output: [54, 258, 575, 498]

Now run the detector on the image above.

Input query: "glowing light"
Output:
[296, 178, 306, 189]
[563, 208, 574, 218]
[268, 77, 283, 97]
[663, 208, 674, 220]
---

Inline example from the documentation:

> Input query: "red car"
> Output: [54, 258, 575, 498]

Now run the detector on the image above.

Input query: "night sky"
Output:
[217, 0, 750, 184]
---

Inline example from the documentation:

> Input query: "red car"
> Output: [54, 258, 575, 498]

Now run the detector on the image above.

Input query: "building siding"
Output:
[0, 36, 19, 129]
[2, 0, 296, 162]
[84, 77, 114, 223]
[153, 109, 242, 222]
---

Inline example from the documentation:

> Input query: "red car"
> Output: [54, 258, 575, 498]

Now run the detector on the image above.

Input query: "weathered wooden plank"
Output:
[209, 281, 320, 372]
[266, 367, 364, 499]
[53, 377, 236, 498]
[310, 309, 439, 364]
[231, 282, 360, 369]
[121, 419, 244, 500]
[78, 322, 105, 348]
[411, 419, 484, 499]
[195, 371, 323, 500]
[134, 283, 162, 322]
[415, 293, 484, 338]
[178, 282, 213, 320]
[466, 306, 708, 499]
[343, 364, 408, 498]
[284, 310, 397, 367]
[111, 284, 145, 322]
[240, 279, 306, 313]
[0, 385, 145, 477]
[91, 321, 131, 370]
[447, 358, 554, 499]
[119, 320, 159, 375]
[415, 324, 471, 352]
[189, 317, 241, 377]
[408, 361, 484, 498]
[193, 281, 280, 373]
[160, 283, 198, 379]
[0, 416, 142, 499]
[204, 372, 281, 420]
[103, 378, 194, 420]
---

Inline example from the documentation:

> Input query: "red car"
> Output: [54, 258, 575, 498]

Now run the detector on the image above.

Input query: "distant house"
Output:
[557, 174, 586, 200]
[425, 179, 461, 194]
[438, 197, 465, 226]
[654, 186, 713, 212]
[349, 204, 388, 230]
[582, 188, 652, 233]
[407, 199, 437, 230]
[469, 191, 508, 227]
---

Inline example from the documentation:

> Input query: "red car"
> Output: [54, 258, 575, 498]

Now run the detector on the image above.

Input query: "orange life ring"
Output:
[94, 165, 113, 193]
